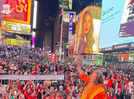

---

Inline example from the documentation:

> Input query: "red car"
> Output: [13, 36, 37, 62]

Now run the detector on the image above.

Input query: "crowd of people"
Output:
[0, 45, 64, 75]
[0, 45, 134, 99]
[105, 65, 134, 99]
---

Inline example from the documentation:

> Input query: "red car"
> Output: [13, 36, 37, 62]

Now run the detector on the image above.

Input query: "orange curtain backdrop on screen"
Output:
[3, 0, 32, 24]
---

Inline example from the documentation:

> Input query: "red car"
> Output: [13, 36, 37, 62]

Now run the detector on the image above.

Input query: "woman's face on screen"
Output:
[83, 13, 92, 34]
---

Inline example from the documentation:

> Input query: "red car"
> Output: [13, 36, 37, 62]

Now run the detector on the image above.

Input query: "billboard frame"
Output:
[3, 0, 32, 24]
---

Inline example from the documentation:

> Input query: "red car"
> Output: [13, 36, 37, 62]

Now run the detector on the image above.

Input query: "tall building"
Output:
[35, 0, 58, 51]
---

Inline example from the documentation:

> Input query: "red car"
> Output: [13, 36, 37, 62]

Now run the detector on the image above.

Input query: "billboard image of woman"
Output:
[74, 6, 102, 54]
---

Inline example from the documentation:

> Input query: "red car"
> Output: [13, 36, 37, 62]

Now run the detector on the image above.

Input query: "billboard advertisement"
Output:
[119, 0, 134, 37]
[74, 5, 102, 54]
[118, 54, 129, 62]
[59, 0, 72, 10]
[129, 52, 134, 62]
[63, 11, 76, 23]
[0, 0, 5, 20]
[1, 21, 31, 34]
[82, 54, 103, 66]
[2, 0, 32, 24]
[3, 38, 31, 47]
[96, 55, 103, 65]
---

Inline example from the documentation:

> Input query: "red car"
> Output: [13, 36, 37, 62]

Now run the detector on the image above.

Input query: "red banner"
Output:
[3, 0, 31, 24]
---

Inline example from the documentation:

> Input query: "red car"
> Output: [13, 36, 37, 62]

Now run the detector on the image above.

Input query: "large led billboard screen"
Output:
[3, 38, 31, 47]
[3, 0, 32, 24]
[119, 0, 134, 37]
[1, 21, 31, 35]
[74, 5, 102, 54]
[118, 54, 129, 62]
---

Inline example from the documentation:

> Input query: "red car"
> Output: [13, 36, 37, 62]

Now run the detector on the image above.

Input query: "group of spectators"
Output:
[0, 45, 134, 99]
[105, 65, 134, 99]
[0, 45, 64, 75]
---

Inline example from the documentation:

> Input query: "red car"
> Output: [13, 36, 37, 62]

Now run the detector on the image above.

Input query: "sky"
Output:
[100, 0, 134, 48]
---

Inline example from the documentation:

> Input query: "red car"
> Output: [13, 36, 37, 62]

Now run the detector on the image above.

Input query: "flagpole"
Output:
[59, 7, 64, 62]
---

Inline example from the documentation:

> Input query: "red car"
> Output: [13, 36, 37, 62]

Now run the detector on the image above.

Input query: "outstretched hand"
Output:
[72, 55, 82, 65]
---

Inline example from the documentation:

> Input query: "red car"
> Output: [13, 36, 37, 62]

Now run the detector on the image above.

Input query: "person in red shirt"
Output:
[107, 78, 113, 89]
[55, 92, 63, 99]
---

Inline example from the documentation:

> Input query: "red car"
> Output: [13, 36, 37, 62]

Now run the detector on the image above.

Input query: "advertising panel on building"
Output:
[82, 54, 103, 66]
[1, 20, 31, 35]
[3, 38, 31, 47]
[0, 0, 5, 20]
[3, 0, 32, 24]
[63, 11, 76, 23]
[118, 54, 129, 62]
[119, 0, 134, 37]
[74, 4, 102, 54]
[113, 43, 130, 50]
[129, 52, 134, 62]
[59, 0, 72, 10]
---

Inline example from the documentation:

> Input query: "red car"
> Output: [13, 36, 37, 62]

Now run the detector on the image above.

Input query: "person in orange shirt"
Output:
[77, 64, 107, 99]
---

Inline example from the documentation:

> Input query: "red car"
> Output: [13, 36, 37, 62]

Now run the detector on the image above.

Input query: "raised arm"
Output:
[76, 62, 90, 83]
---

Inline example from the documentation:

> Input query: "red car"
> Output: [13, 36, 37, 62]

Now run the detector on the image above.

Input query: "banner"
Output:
[119, 0, 134, 37]
[3, 38, 31, 47]
[0, 75, 64, 80]
[3, 0, 32, 24]
[74, 5, 102, 54]
[1, 21, 31, 34]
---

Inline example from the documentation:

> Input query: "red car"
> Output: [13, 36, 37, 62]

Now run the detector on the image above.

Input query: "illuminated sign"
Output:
[119, 0, 134, 37]
[1, 21, 31, 34]
[68, 12, 75, 43]
[63, 11, 76, 22]
[113, 43, 130, 49]
[119, 54, 129, 62]
[59, 0, 72, 10]
[74, 6, 102, 54]
[129, 52, 134, 62]
[103, 47, 112, 51]
[3, 0, 32, 24]
[3, 38, 31, 47]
